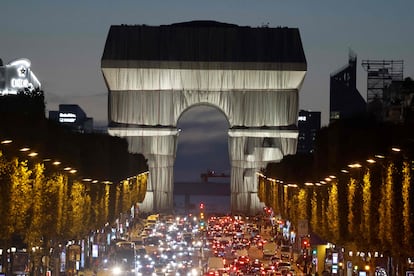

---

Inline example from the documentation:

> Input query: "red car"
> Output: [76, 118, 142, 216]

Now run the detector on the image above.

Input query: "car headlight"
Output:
[112, 266, 122, 275]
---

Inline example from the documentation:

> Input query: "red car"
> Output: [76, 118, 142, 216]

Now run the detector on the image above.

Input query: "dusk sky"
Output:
[2, 0, 414, 182]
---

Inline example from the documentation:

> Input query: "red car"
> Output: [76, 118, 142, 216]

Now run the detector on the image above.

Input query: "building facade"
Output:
[49, 104, 93, 133]
[102, 21, 307, 214]
[297, 110, 321, 153]
[0, 58, 41, 96]
[330, 52, 366, 123]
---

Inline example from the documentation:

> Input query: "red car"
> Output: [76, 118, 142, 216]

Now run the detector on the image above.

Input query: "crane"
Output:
[200, 170, 230, 182]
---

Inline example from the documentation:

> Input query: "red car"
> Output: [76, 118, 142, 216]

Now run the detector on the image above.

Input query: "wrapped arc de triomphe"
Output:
[101, 21, 307, 215]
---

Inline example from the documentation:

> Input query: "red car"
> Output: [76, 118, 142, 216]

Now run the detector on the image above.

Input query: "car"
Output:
[231, 256, 250, 274]
[249, 259, 265, 274]
[270, 256, 281, 265]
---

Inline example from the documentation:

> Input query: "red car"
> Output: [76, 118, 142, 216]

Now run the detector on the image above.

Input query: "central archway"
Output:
[101, 21, 307, 214]
[174, 104, 230, 183]
[174, 105, 230, 214]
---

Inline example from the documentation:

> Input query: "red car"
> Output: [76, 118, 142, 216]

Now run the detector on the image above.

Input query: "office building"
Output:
[49, 104, 93, 133]
[330, 52, 366, 122]
[297, 110, 321, 153]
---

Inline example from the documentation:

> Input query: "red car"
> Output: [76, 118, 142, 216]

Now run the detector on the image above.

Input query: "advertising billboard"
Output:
[0, 58, 41, 96]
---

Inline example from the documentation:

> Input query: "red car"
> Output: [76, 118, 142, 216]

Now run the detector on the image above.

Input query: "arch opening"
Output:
[174, 104, 231, 215]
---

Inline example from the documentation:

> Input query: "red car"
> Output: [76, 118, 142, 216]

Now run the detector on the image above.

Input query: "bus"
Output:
[110, 241, 137, 275]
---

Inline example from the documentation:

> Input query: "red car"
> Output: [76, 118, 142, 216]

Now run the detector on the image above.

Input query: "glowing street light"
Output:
[348, 163, 362, 168]
[391, 147, 401, 152]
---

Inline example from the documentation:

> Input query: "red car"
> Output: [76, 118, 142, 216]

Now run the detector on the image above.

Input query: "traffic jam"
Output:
[109, 208, 299, 276]
[204, 215, 296, 276]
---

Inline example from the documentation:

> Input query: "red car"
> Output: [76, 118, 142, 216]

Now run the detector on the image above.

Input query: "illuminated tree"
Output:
[103, 184, 110, 224]
[55, 174, 68, 237]
[361, 169, 371, 244]
[258, 176, 266, 202]
[8, 159, 32, 235]
[122, 180, 131, 214]
[271, 182, 280, 215]
[288, 193, 298, 225]
[320, 198, 328, 238]
[43, 173, 64, 241]
[310, 190, 318, 233]
[326, 181, 340, 241]
[378, 163, 394, 247]
[402, 161, 411, 249]
[114, 184, 121, 219]
[283, 186, 289, 218]
[26, 163, 45, 247]
[130, 178, 139, 208]
[297, 189, 307, 220]
[137, 173, 147, 203]
[69, 180, 90, 239]
[347, 178, 356, 236]
[0, 151, 12, 243]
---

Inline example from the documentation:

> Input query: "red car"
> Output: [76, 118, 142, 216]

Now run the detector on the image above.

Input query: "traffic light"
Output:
[199, 221, 206, 230]
[199, 203, 204, 209]
[301, 237, 310, 249]
[312, 248, 317, 255]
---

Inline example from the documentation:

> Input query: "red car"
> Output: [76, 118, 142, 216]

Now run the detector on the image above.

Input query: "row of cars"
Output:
[205, 216, 296, 275]
[97, 214, 202, 275]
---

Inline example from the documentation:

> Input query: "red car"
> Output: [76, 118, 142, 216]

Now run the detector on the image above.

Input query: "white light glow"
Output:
[11, 78, 30, 88]
[9, 58, 31, 67]
[59, 112, 77, 123]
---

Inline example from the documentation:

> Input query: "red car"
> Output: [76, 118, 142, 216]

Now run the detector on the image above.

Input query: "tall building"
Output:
[49, 104, 93, 133]
[330, 52, 366, 122]
[297, 110, 321, 153]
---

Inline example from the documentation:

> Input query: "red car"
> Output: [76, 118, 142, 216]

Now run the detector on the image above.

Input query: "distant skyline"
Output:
[2, 0, 413, 181]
